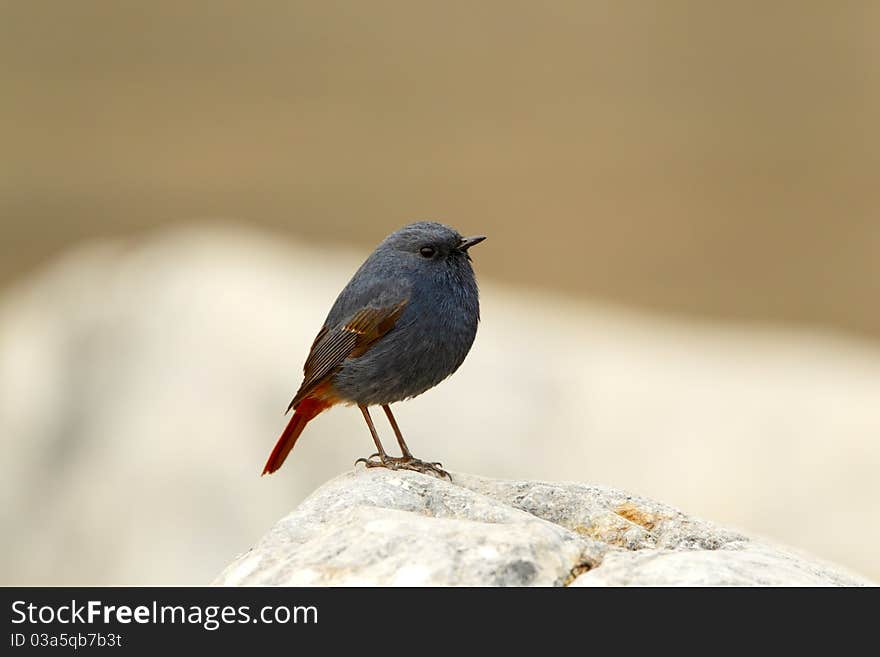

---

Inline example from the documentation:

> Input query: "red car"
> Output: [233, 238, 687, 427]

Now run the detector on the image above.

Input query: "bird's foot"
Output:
[354, 454, 451, 480]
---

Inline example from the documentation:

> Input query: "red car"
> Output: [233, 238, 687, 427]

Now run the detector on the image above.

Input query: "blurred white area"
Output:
[1, 224, 878, 584]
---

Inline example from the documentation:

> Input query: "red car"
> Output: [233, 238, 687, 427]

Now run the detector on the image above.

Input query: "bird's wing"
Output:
[286, 300, 408, 412]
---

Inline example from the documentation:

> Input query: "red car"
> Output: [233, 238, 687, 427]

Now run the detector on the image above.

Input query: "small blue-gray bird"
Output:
[262, 222, 485, 478]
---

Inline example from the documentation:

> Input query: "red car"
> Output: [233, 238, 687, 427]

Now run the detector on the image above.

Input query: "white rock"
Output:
[215, 469, 871, 587]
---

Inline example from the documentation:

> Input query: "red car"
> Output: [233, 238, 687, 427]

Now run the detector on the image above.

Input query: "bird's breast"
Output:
[331, 283, 479, 405]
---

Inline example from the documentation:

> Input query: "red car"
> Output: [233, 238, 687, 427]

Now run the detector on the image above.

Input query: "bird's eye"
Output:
[419, 246, 436, 258]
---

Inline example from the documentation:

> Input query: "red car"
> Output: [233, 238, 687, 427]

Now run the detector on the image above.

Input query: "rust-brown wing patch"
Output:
[286, 300, 407, 412]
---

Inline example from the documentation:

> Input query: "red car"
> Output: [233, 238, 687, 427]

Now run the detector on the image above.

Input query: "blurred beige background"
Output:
[3, 1, 879, 336]
[1, 2, 879, 584]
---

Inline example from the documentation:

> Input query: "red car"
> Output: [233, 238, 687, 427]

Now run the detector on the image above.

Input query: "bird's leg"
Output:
[354, 405, 451, 480]
[376, 404, 451, 480]
[354, 405, 388, 466]
[382, 404, 414, 459]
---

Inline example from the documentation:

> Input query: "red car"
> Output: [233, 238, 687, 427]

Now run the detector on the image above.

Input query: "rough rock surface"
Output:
[215, 469, 871, 586]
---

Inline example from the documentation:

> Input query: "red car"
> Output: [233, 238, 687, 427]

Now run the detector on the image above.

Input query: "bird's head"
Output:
[380, 222, 486, 274]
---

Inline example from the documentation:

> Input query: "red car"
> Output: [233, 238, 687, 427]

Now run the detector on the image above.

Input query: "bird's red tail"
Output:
[262, 396, 332, 475]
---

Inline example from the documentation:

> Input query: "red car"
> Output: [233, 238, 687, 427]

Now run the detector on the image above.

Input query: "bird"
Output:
[262, 221, 485, 479]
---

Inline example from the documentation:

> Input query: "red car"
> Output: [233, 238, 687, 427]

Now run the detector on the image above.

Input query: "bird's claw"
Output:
[354, 452, 383, 466]
[354, 454, 451, 480]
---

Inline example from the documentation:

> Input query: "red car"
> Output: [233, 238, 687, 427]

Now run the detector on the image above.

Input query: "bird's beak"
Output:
[458, 235, 486, 251]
